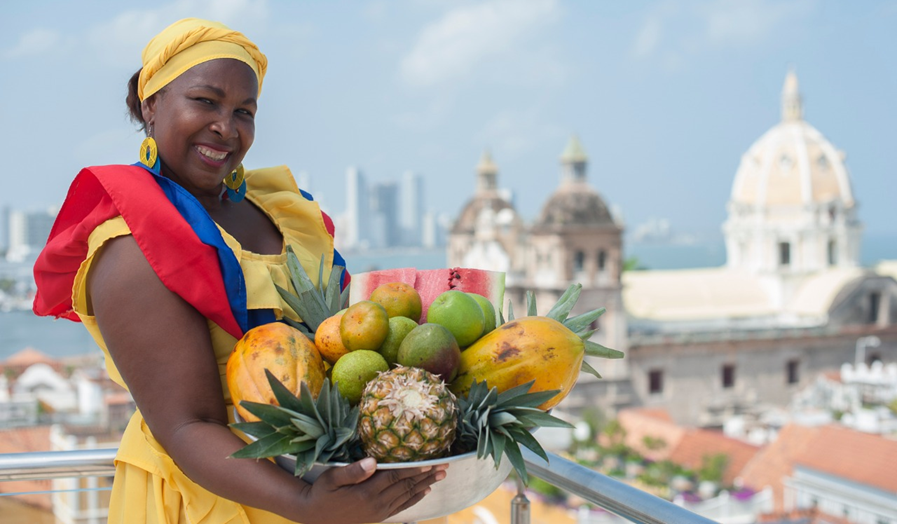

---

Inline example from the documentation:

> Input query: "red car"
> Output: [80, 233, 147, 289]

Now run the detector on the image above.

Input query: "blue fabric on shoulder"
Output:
[133, 163, 255, 333]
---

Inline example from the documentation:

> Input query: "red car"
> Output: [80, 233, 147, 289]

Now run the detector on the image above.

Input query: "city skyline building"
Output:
[344, 166, 369, 250]
[370, 180, 400, 249]
[5, 208, 57, 263]
[400, 170, 424, 247]
[338, 166, 444, 252]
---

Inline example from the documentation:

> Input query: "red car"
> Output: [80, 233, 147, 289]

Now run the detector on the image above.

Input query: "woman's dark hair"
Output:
[126, 69, 146, 132]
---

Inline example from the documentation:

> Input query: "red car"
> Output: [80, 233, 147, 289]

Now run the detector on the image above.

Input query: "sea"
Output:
[3, 235, 896, 360]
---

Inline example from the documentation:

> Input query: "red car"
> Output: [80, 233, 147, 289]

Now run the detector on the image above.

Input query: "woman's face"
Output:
[142, 59, 258, 199]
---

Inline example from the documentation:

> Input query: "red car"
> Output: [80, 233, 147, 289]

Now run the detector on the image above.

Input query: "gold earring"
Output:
[224, 164, 246, 202]
[138, 136, 159, 172]
[224, 164, 245, 189]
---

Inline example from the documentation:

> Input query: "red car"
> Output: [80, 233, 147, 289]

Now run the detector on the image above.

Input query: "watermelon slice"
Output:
[349, 268, 506, 326]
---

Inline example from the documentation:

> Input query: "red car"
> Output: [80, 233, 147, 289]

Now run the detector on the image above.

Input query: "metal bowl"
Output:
[233, 410, 512, 522]
[278, 451, 513, 523]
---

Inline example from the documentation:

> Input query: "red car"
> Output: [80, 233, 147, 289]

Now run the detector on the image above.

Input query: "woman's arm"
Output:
[88, 235, 444, 523]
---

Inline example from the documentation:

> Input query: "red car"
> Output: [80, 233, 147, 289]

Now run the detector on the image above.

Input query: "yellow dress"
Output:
[71, 166, 335, 524]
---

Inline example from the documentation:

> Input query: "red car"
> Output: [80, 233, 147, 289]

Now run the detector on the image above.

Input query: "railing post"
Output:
[510, 476, 530, 524]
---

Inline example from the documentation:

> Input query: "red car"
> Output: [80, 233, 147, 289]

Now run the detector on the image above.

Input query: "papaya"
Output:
[226, 322, 326, 422]
[449, 285, 624, 410]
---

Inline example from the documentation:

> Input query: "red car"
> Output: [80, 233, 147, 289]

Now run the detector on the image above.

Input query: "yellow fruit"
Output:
[315, 313, 350, 364]
[370, 282, 423, 322]
[226, 323, 326, 423]
[450, 317, 584, 410]
[340, 301, 390, 351]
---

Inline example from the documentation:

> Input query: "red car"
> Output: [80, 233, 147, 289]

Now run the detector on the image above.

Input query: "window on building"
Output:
[787, 360, 800, 385]
[869, 292, 881, 324]
[828, 240, 837, 266]
[648, 370, 663, 395]
[779, 242, 791, 266]
[598, 250, 607, 271]
[722, 364, 735, 389]
[574, 251, 585, 272]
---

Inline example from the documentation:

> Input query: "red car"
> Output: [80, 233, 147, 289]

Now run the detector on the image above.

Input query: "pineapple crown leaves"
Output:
[230, 370, 361, 477]
[456, 380, 573, 486]
[275, 248, 349, 337]
[498, 284, 624, 380]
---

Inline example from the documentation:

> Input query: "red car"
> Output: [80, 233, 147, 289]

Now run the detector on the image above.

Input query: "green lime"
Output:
[426, 290, 485, 347]
[331, 350, 389, 404]
[379, 316, 419, 365]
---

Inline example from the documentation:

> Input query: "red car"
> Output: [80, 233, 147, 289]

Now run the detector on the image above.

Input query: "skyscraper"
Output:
[6, 208, 57, 262]
[370, 181, 400, 249]
[399, 170, 424, 247]
[345, 166, 368, 250]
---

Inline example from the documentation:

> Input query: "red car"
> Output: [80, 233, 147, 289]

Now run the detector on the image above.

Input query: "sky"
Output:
[2, 0, 896, 241]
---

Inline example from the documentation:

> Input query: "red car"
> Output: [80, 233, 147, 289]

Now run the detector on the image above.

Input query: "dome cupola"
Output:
[535, 136, 616, 229]
[723, 70, 862, 278]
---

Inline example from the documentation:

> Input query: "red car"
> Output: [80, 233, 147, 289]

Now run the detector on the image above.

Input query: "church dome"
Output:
[730, 70, 854, 210]
[534, 136, 617, 229]
[452, 150, 521, 234]
[452, 197, 517, 233]
[535, 189, 615, 228]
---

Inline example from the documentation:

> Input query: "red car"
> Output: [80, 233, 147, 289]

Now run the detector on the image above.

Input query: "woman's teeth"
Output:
[197, 146, 228, 161]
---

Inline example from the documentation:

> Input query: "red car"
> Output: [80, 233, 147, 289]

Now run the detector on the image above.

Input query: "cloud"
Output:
[632, 0, 817, 61]
[632, 17, 662, 58]
[87, 0, 270, 66]
[400, 0, 559, 88]
[477, 109, 565, 158]
[699, 0, 816, 46]
[2, 29, 61, 59]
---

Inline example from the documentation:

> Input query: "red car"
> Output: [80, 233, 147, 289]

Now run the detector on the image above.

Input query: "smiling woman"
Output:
[29, 17, 445, 524]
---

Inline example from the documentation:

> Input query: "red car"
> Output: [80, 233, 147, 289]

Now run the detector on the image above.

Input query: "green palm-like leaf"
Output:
[581, 359, 603, 379]
[584, 341, 624, 359]
[544, 284, 582, 323]
[563, 307, 606, 336]
[526, 291, 537, 317]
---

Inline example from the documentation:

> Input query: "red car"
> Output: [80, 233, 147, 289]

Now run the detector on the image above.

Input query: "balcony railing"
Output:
[0, 448, 717, 523]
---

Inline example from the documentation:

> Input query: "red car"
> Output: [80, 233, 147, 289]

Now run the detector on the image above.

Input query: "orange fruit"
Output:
[370, 282, 423, 322]
[340, 301, 390, 351]
[315, 313, 350, 364]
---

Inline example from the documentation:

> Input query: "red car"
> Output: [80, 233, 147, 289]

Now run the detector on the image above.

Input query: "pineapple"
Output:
[276, 247, 349, 338]
[358, 366, 457, 463]
[230, 371, 363, 476]
[455, 380, 573, 485]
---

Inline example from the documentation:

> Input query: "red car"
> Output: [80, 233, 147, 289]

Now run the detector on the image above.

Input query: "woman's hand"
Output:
[296, 458, 448, 524]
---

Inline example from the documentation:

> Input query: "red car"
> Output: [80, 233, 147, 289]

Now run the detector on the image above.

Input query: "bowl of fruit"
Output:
[227, 251, 624, 521]
[233, 367, 562, 523]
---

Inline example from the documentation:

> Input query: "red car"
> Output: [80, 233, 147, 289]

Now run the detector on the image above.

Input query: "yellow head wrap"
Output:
[138, 18, 267, 101]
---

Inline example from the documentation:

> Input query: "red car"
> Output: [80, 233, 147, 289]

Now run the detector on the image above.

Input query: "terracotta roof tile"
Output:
[616, 408, 685, 461]
[668, 429, 761, 485]
[741, 424, 821, 512]
[0, 426, 53, 509]
[792, 425, 897, 494]
[2, 348, 56, 367]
